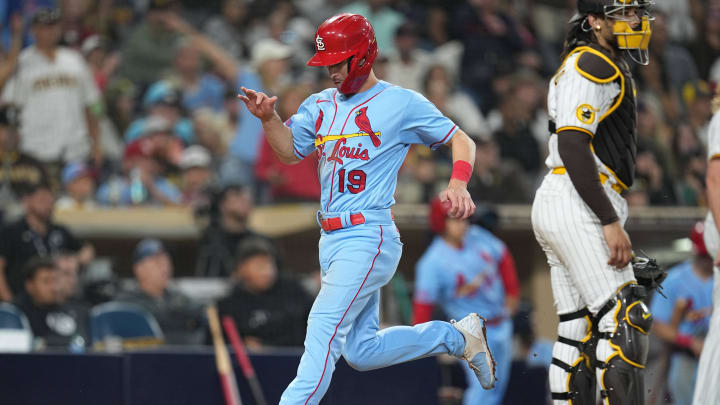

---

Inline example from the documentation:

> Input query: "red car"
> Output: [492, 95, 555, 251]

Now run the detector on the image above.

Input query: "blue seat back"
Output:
[0, 303, 30, 330]
[89, 302, 163, 344]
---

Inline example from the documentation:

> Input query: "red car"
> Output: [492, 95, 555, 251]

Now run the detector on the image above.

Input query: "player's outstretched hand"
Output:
[238, 86, 278, 122]
[439, 182, 475, 219]
[602, 221, 632, 268]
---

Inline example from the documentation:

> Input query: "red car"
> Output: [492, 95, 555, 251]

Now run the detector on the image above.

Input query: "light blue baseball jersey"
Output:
[287, 80, 457, 212]
[650, 260, 714, 336]
[414, 225, 513, 321]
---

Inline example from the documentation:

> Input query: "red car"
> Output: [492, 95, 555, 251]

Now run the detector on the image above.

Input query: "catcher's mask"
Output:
[570, 0, 654, 65]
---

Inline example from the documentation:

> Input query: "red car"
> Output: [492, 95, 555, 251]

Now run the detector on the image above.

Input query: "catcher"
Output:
[530, 1, 664, 404]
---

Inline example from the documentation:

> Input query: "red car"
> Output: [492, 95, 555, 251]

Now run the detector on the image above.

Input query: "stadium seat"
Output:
[0, 303, 33, 352]
[89, 302, 164, 349]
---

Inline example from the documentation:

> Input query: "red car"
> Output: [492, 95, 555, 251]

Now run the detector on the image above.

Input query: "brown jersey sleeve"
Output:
[558, 130, 619, 225]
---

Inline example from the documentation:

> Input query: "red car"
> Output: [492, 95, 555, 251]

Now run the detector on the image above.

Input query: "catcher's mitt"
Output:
[631, 253, 667, 297]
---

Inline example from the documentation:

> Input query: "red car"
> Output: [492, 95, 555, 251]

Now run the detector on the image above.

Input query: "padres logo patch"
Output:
[576, 104, 598, 124]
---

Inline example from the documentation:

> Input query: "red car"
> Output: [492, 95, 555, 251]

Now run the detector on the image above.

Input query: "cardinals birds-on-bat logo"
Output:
[315, 110, 324, 135]
[354, 107, 381, 147]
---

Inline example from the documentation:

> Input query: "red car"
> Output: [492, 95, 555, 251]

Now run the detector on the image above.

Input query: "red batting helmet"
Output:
[429, 197, 450, 234]
[690, 221, 709, 257]
[307, 13, 378, 94]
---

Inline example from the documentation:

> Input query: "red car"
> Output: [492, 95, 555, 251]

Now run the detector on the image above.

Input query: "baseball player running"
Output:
[530, 1, 654, 404]
[692, 86, 720, 405]
[414, 198, 519, 405]
[238, 14, 495, 405]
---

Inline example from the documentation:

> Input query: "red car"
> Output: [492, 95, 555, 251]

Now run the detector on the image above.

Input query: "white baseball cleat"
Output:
[452, 313, 497, 389]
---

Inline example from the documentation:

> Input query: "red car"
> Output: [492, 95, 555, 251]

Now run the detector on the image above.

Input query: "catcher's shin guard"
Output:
[595, 283, 652, 404]
[550, 308, 597, 404]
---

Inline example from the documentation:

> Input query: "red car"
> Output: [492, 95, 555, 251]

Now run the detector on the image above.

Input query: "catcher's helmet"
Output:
[570, 0, 654, 65]
[690, 221, 710, 257]
[307, 13, 378, 94]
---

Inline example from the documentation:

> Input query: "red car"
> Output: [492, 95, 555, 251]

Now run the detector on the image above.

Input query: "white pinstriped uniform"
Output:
[532, 49, 636, 404]
[693, 110, 720, 405]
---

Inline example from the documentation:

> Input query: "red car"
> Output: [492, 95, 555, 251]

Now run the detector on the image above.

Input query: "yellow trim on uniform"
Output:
[624, 301, 649, 335]
[608, 340, 646, 368]
[551, 167, 624, 194]
[601, 165, 629, 190]
[581, 315, 594, 369]
[710, 153, 720, 162]
[599, 68, 625, 123]
[557, 126, 595, 138]
[554, 46, 625, 124]
[565, 357, 586, 405]
[574, 47, 621, 84]
[616, 280, 638, 292]
[314, 132, 381, 147]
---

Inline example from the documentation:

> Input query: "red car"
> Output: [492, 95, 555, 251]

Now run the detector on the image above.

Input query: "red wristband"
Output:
[675, 334, 692, 349]
[450, 160, 472, 183]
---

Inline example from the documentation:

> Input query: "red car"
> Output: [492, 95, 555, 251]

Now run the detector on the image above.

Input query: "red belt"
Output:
[320, 213, 366, 232]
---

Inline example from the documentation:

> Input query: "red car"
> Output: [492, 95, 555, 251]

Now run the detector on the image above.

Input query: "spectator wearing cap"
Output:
[179, 145, 214, 206]
[0, 182, 94, 301]
[96, 128, 182, 206]
[56, 162, 96, 210]
[124, 81, 194, 145]
[196, 184, 269, 277]
[1, 8, 103, 167]
[115, 238, 204, 344]
[255, 85, 320, 203]
[216, 238, 313, 348]
[223, 38, 293, 187]
[12, 256, 89, 349]
[0, 105, 50, 221]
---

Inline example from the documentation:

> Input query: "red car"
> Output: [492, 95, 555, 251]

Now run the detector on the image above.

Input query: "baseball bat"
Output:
[207, 305, 243, 405]
[222, 316, 268, 405]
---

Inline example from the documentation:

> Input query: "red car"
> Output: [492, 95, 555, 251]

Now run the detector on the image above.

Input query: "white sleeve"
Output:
[708, 110, 720, 161]
[554, 59, 620, 136]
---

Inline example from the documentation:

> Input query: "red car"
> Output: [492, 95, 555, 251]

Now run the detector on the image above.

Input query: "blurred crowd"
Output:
[0, 0, 717, 221]
[0, 5, 718, 403]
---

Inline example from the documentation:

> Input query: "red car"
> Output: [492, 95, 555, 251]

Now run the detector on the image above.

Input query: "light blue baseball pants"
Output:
[280, 210, 466, 405]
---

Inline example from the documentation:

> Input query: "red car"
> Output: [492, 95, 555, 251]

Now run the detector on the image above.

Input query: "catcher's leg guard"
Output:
[550, 308, 597, 404]
[595, 283, 652, 405]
